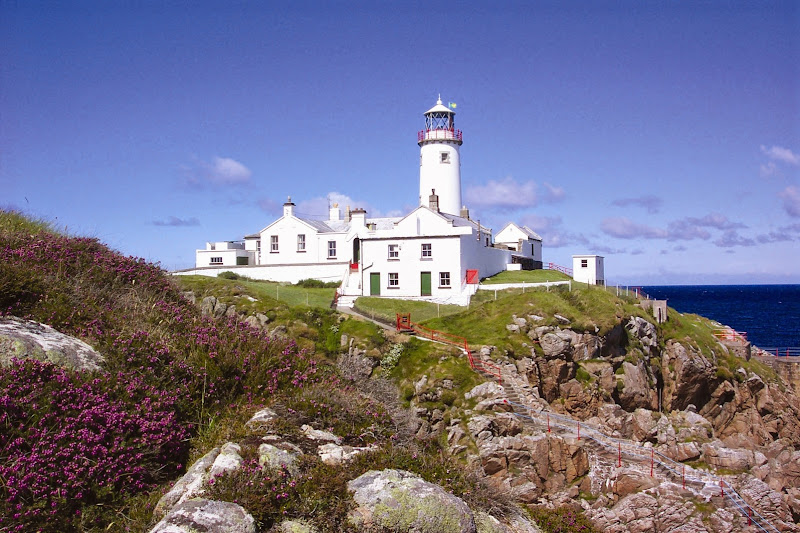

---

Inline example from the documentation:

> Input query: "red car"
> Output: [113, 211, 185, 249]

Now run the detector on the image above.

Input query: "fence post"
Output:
[650, 449, 654, 477]
[719, 480, 724, 497]
[577, 422, 580, 441]
[618, 442, 621, 467]
[547, 413, 550, 433]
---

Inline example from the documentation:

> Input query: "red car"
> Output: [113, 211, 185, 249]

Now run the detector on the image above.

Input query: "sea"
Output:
[641, 285, 800, 350]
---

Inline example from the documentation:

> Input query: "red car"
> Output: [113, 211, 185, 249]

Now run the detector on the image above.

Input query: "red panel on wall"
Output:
[466, 269, 479, 284]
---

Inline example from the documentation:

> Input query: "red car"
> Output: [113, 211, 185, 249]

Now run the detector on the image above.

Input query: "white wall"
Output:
[259, 217, 348, 266]
[174, 262, 349, 284]
[419, 141, 462, 215]
[573, 255, 605, 285]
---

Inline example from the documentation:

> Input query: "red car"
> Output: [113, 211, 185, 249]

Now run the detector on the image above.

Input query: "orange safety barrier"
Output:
[396, 313, 503, 383]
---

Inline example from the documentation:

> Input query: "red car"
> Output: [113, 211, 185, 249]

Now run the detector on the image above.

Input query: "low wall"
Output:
[172, 263, 348, 284]
[478, 281, 571, 291]
[753, 356, 800, 391]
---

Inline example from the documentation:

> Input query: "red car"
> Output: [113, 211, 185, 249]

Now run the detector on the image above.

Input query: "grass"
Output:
[175, 274, 337, 310]
[354, 296, 466, 324]
[480, 269, 572, 284]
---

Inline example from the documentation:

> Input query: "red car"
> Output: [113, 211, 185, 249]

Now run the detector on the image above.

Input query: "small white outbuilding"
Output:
[572, 255, 605, 285]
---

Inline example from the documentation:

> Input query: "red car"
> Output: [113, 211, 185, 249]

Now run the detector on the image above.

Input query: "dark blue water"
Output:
[641, 285, 800, 349]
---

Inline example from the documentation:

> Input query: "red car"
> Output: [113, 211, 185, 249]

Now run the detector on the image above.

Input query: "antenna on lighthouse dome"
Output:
[437, 94, 442, 105]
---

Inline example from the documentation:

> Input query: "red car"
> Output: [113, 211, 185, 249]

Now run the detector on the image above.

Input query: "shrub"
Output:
[0, 359, 192, 532]
[294, 278, 340, 288]
[529, 506, 600, 533]
[218, 271, 241, 280]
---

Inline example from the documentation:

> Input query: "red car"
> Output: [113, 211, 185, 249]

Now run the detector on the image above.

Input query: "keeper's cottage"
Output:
[185, 97, 543, 305]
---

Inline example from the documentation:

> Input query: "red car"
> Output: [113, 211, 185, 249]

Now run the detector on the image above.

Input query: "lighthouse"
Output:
[418, 96, 463, 216]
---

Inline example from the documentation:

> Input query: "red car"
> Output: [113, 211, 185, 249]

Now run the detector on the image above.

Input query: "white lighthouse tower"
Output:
[418, 96, 463, 216]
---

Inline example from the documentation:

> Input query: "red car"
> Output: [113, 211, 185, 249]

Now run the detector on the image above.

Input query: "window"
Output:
[581, 259, 588, 268]
[328, 241, 337, 258]
[388, 273, 399, 288]
[440, 152, 450, 164]
[270, 235, 279, 252]
[439, 272, 451, 287]
[297, 234, 306, 252]
[210, 257, 223, 264]
[388, 244, 399, 259]
[421, 243, 432, 258]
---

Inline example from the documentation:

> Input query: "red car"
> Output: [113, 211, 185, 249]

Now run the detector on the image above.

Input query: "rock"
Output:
[278, 520, 318, 533]
[245, 408, 278, 430]
[736, 474, 798, 531]
[347, 469, 477, 533]
[554, 314, 571, 324]
[616, 361, 657, 411]
[208, 442, 243, 480]
[200, 296, 217, 316]
[512, 315, 528, 328]
[225, 304, 238, 317]
[0, 317, 104, 371]
[301, 424, 342, 443]
[465, 382, 505, 401]
[149, 498, 255, 533]
[702, 441, 754, 471]
[415, 375, 429, 395]
[259, 442, 302, 474]
[318, 443, 374, 466]
[244, 315, 260, 329]
[213, 302, 228, 318]
[625, 317, 658, 356]
[154, 447, 220, 519]
[181, 291, 196, 304]
[506, 324, 521, 333]
[528, 314, 544, 322]
[337, 350, 377, 380]
[539, 332, 572, 359]
[474, 512, 512, 533]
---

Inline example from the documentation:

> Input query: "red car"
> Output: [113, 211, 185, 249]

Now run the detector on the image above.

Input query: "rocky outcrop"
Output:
[150, 498, 255, 533]
[347, 469, 477, 533]
[0, 316, 104, 371]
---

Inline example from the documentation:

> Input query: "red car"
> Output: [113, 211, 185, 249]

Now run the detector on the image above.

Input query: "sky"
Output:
[2, 1, 798, 285]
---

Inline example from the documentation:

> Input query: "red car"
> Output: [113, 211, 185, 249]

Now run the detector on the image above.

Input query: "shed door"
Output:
[370, 273, 381, 296]
[420, 272, 432, 296]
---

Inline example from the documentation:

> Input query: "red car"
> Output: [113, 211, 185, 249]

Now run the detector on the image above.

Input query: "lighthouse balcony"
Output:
[418, 128, 463, 143]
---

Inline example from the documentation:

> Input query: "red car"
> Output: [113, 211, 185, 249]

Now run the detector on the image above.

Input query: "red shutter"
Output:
[466, 269, 479, 284]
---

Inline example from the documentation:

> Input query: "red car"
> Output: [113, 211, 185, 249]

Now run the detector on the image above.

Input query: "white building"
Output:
[179, 97, 544, 305]
[572, 255, 605, 285]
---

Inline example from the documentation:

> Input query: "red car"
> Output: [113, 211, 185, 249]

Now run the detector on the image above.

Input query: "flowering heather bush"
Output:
[529, 506, 600, 533]
[0, 359, 192, 532]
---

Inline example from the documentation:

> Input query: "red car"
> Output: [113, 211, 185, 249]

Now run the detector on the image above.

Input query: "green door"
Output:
[370, 273, 381, 295]
[420, 272, 432, 296]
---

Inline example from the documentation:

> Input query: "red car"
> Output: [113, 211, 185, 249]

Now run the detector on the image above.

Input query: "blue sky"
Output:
[2, 1, 798, 285]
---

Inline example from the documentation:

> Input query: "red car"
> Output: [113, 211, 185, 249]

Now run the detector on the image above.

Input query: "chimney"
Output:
[428, 189, 439, 212]
[329, 202, 340, 221]
[345, 205, 352, 222]
[283, 196, 295, 217]
[351, 208, 367, 227]
[460, 205, 470, 219]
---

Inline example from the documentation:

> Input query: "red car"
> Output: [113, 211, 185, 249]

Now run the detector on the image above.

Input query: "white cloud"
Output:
[464, 177, 538, 209]
[152, 216, 200, 227]
[518, 214, 587, 248]
[761, 145, 800, 166]
[600, 217, 668, 239]
[208, 157, 252, 184]
[181, 156, 253, 189]
[760, 161, 778, 178]
[780, 186, 800, 218]
[542, 182, 566, 203]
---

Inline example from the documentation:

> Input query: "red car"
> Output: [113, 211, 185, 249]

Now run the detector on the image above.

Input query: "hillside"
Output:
[1, 210, 798, 533]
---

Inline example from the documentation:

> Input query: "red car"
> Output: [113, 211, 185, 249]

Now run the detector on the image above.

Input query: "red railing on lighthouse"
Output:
[418, 128, 463, 142]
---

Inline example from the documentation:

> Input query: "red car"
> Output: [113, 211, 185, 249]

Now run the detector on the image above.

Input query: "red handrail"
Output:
[545, 262, 573, 276]
[396, 314, 502, 383]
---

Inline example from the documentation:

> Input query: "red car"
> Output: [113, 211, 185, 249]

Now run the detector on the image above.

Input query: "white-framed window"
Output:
[388, 273, 399, 287]
[297, 234, 306, 252]
[440, 152, 450, 164]
[328, 241, 337, 258]
[421, 243, 432, 258]
[210, 257, 223, 264]
[439, 272, 451, 287]
[388, 244, 399, 259]
[581, 259, 588, 268]
[270, 235, 279, 252]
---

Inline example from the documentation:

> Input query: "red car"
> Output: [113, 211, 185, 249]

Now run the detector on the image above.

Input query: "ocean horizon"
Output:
[641, 284, 800, 349]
